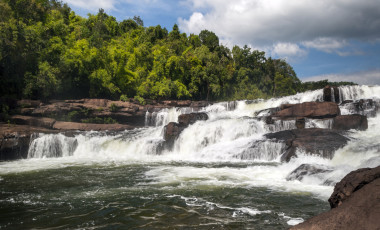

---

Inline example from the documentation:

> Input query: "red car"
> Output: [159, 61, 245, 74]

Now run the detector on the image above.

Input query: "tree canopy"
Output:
[0, 0, 354, 101]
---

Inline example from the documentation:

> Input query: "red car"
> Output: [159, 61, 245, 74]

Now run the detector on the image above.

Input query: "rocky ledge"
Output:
[291, 166, 380, 230]
[265, 128, 349, 162]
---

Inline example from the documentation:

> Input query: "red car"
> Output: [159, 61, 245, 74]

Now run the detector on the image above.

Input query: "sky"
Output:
[63, 0, 380, 85]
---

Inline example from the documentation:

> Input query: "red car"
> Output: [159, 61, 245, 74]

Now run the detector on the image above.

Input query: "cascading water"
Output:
[1, 85, 379, 229]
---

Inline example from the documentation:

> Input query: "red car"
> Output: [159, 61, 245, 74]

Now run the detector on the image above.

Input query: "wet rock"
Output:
[53, 121, 132, 131]
[265, 128, 349, 162]
[11, 115, 56, 129]
[164, 112, 209, 149]
[332, 114, 368, 131]
[178, 113, 209, 126]
[295, 117, 305, 129]
[328, 166, 380, 209]
[0, 124, 58, 161]
[190, 101, 211, 108]
[273, 102, 340, 119]
[291, 166, 380, 230]
[163, 122, 186, 149]
[340, 99, 379, 117]
[323, 85, 340, 103]
[254, 107, 280, 117]
[286, 164, 332, 181]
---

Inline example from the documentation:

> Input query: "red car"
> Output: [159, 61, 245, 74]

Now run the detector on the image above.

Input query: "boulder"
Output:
[291, 166, 380, 230]
[163, 122, 186, 146]
[265, 128, 349, 162]
[164, 112, 209, 149]
[328, 166, 380, 209]
[190, 101, 211, 108]
[286, 164, 332, 181]
[332, 114, 368, 131]
[0, 124, 58, 161]
[11, 115, 56, 129]
[273, 102, 340, 119]
[178, 112, 209, 126]
[254, 107, 280, 117]
[295, 117, 305, 129]
[340, 99, 379, 117]
[53, 121, 132, 131]
[17, 99, 41, 108]
[323, 85, 340, 103]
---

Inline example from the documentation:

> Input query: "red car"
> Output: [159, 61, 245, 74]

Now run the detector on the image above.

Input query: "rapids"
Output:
[1, 85, 379, 229]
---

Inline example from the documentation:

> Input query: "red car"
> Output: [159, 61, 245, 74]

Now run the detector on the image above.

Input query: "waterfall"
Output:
[8, 85, 376, 199]
[331, 87, 335, 103]
[27, 133, 78, 158]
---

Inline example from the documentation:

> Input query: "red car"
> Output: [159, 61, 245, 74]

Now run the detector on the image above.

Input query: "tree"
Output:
[199, 30, 219, 52]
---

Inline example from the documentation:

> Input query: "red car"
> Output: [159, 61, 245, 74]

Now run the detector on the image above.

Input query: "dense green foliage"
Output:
[0, 0, 354, 102]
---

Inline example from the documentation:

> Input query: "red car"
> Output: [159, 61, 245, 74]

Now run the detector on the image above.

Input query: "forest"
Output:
[0, 0, 355, 103]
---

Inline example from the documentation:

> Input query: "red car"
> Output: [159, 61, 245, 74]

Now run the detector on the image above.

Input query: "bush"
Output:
[134, 95, 146, 105]
[110, 103, 119, 112]
[120, 94, 128, 102]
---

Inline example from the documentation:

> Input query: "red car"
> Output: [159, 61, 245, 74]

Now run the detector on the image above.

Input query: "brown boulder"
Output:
[295, 117, 305, 129]
[273, 102, 340, 119]
[163, 122, 186, 149]
[328, 166, 380, 209]
[11, 115, 56, 129]
[292, 166, 380, 230]
[265, 128, 349, 162]
[0, 124, 58, 161]
[323, 85, 340, 103]
[178, 112, 209, 126]
[333, 114, 368, 131]
[53, 121, 132, 131]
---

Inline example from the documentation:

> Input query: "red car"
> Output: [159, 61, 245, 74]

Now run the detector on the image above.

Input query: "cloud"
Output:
[303, 38, 348, 54]
[179, 0, 380, 58]
[272, 43, 307, 60]
[302, 69, 380, 85]
[65, 0, 117, 12]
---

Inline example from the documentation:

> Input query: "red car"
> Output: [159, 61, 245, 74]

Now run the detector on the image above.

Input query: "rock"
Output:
[254, 107, 280, 117]
[323, 85, 340, 103]
[83, 99, 109, 107]
[333, 114, 368, 131]
[291, 166, 380, 230]
[273, 102, 340, 119]
[295, 117, 305, 129]
[11, 115, 56, 129]
[286, 164, 332, 181]
[190, 101, 211, 108]
[53, 121, 132, 131]
[178, 112, 208, 126]
[328, 166, 380, 209]
[17, 99, 41, 108]
[265, 128, 349, 162]
[163, 122, 186, 149]
[163, 112, 209, 149]
[0, 124, 58, 161]
[340, 99, 379, 117]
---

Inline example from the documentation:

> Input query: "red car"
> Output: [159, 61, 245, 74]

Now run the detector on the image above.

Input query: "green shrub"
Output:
[120, 94, 128, 102]
[110, 103, 119, 112]
[134, 95, 146, 105]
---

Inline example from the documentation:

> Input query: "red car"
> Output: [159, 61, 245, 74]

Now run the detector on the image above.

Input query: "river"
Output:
[1, 85, 379, 229]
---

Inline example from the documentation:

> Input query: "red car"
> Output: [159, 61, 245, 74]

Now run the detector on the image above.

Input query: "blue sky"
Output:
[63, 0, 380, 85]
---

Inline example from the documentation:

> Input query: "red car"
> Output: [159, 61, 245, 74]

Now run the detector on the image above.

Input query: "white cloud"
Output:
[303, 70, 380, 85]
[179, 0, 380, 58]
[272, 42, 307, 60]
[65, 0, 117, 12]
[303, 38, 348, 54]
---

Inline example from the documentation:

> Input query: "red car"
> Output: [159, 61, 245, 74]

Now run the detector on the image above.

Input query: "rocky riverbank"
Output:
[0, 98, 210, 160]
[292, 166, 380, 230]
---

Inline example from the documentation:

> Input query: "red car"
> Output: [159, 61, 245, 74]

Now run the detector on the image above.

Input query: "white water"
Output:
[1, 85, 380, 201]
